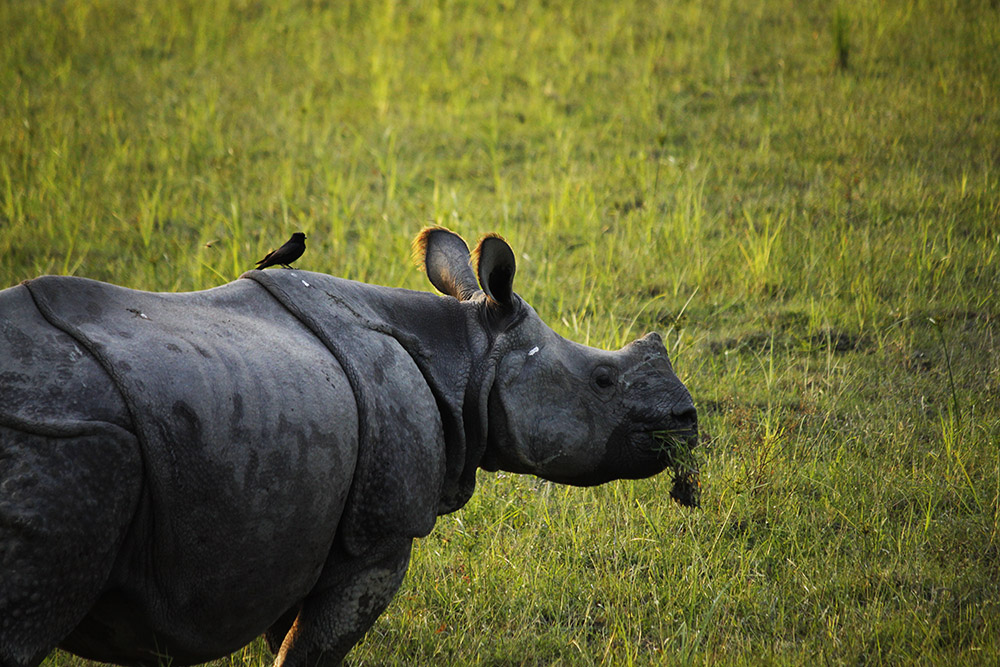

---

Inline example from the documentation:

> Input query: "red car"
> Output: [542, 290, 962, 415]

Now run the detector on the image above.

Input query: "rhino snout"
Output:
[670, 402, 698, 428]
[671, 401, 696, 418]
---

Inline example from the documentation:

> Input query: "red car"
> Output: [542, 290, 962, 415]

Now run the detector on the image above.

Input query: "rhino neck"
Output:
[386, 302, 493, 515]
[243, 270, 490, 517]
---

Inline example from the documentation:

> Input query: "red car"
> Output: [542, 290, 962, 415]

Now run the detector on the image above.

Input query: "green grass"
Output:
[3, 0, 998, 664]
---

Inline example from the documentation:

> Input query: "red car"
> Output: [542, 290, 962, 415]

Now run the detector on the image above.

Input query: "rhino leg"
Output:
[0, 423, 141, 667]
[271, 539, 413, 667]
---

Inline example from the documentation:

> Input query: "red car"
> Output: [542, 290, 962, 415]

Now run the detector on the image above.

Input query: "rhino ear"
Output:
[474, 234, 516, 306]
[412, 227, 482, 301]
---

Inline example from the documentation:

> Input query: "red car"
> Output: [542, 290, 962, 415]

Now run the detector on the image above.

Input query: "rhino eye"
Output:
[591, 366, 617, 391]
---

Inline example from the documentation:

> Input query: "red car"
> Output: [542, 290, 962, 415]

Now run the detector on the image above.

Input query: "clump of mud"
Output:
[655, 430, 701, 508]
[670, 465, 700, 508]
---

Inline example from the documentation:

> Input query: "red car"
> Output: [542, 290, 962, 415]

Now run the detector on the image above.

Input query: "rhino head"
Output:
[416, 228, 699, 505]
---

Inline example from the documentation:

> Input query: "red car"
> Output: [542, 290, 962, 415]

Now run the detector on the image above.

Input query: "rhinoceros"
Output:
[0, 228, 697, 667]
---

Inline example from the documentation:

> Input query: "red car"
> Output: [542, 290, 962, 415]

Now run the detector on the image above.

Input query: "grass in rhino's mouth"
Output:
[652, 431, 701, 508]
[668, 465, 701, 508]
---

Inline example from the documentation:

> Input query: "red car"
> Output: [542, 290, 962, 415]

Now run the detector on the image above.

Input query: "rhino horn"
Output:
[473, 234, 516, 307]
[413, 226, 481, 301]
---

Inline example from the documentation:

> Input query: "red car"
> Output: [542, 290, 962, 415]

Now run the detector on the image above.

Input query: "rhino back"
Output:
[21, 276, 361, 656]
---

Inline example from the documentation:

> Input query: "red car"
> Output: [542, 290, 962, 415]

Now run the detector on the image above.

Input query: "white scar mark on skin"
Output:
[528, 346, 539, 356]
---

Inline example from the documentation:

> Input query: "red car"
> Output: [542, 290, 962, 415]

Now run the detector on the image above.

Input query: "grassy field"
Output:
[3, 0, 999, 664]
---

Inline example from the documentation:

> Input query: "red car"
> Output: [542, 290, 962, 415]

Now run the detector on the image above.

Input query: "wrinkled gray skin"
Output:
[0, 228, 696, 667]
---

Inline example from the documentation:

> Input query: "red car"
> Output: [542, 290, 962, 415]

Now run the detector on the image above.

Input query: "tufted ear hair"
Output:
[412, 227, 482, 301]
[473, 234, 516, 307]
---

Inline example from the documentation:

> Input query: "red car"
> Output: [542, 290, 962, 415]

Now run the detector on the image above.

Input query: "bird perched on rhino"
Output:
[254, 232, 306, 270]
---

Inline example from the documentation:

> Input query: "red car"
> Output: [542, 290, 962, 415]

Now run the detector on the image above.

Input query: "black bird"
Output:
[254, 232, 306, 270]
